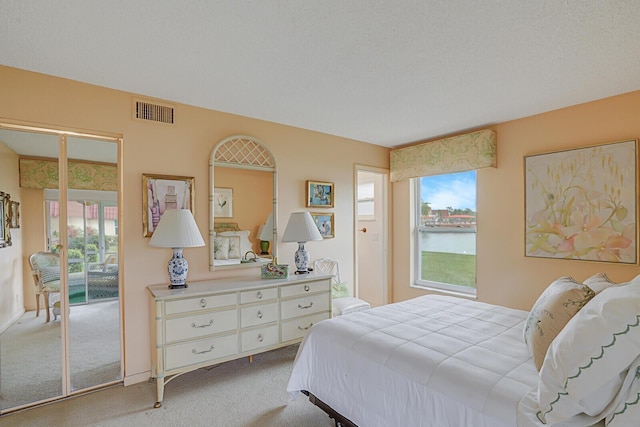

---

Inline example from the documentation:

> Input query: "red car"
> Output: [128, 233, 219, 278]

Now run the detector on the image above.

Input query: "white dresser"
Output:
[147, 273, 332, 407]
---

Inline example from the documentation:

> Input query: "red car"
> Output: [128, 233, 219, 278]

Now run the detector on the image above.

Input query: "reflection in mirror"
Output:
[0, 126, 121, 413]
[67, 136, 121, 392]
[0, 129, 63, 410]
[210, 136, 277, 270]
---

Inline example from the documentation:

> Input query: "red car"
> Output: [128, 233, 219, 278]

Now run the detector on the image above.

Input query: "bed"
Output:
[287, 276, 640, 427]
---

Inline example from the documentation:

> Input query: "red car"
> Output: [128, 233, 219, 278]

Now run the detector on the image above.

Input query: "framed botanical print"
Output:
[213, 187, 233, 218]
[9, 201, 19, 228]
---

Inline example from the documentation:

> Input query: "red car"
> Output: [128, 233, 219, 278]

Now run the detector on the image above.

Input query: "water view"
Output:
[421, 231, 476, 255]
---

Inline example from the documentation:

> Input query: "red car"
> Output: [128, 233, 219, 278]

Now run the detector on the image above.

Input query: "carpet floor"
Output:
[0, 301, 121, 410]
[0, 344, 334, 427]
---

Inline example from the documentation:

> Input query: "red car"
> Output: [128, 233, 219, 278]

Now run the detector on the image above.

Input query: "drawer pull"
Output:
[199, 298, 207, 308]
[257, 291, 263, 299]
[258, 333, 264, 342]
[298, 302, 314, 309]
[192, 345, 215, 355]
[304, 285, 310, 292]
[257, 310, 263, 319]
[298, 323, 313, 331]
[191, 319, 214, 329]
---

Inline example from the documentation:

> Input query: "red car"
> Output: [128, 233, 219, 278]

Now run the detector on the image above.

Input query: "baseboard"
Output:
[0, 308, 25, 334]
[124, 370, 151, 387]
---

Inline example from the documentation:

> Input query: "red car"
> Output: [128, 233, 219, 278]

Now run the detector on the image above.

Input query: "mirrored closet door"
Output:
[0, 123, 122, 413]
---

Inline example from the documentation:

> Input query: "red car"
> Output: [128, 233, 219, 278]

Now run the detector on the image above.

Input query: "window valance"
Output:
[19, 158, 117, 191]
[390, 129, 496, 182]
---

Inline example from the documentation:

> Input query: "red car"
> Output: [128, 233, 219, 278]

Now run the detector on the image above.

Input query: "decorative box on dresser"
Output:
[147, 273, 332, 407]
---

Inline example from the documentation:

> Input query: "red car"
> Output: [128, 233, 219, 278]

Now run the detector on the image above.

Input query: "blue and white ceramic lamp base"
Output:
[168, 248, 189, 288]
[294, 243, 310, 274]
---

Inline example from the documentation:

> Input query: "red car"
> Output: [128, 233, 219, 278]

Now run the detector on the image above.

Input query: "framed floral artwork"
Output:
[524, 139, 637, 264]
[306, 180, 334, 208]
[311, 212, 334, 238]
[143, 174, 194, 237]
[213, 187, 233, 218]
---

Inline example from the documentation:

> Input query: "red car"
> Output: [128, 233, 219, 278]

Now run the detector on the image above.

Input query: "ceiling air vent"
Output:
[134, 99, 174, 124]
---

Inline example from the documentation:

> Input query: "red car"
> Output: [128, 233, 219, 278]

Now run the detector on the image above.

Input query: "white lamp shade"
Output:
[282, 212, 322, 243]
[258, 212, 274, 241]
[149, 209, 205, 248]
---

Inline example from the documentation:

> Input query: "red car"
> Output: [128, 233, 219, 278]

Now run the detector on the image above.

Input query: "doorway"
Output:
[354, 165, 390, 307]
[0, 122, 123, 413]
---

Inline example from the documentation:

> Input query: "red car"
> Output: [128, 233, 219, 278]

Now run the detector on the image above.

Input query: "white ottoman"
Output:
[332, 296, 370, 316]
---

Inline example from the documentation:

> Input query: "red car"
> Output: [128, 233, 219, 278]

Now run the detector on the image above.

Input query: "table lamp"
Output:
[149, 209, 205, 289]
[282, 212, 322, 274]
[258, 212, 274, 255]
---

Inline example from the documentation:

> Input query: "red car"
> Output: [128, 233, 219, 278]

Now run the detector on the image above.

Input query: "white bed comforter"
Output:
[288, 295, 540, 427]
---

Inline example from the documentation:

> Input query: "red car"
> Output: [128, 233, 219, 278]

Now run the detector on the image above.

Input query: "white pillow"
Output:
[537, 279, 640, 425]
[583, 272, 617, 294]
[218, 230, 252, 257]
[213, 236, 230, 260]
[606, 355, 640, 426]
[523, 276, 596, 370]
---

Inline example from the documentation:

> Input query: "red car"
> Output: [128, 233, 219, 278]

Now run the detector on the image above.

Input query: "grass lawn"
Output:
[421, 251, 476, 288]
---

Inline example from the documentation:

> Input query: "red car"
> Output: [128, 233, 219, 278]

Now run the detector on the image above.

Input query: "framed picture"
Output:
[306, 180, 334, 208]
[525, 139, 637, 264]
[0, 191, 11, 248]
[143, 174, 195, 237]
[9, 201, 19, 228]
[311, 212, 334, 239]
[213, 187, 233, 218]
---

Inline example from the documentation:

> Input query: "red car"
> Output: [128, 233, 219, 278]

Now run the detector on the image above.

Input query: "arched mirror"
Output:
[209, 135, 277, 270]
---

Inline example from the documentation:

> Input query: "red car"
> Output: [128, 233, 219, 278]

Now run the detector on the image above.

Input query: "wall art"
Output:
[524, 139, 637, 264]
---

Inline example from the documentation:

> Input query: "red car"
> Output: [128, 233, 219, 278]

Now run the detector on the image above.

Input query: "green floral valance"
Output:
[390, 129, 497, 181]
[19, 158, 117, 191]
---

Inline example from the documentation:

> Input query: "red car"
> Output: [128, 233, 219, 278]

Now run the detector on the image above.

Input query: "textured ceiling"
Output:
[1, 1, 640, 148]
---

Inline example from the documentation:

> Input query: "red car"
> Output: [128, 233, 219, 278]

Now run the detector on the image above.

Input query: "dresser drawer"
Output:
[240, 287, 277, 304]
[280, 292, 330, 320]
[241, 324, 279, 353]
[280, 279, 330, 298]
[240, 302, 278, 328]
[165, 333, 238, 371]
[165, 309, 237, 343]
[165, 293, 236, 316]
[281, 312, 330, 342]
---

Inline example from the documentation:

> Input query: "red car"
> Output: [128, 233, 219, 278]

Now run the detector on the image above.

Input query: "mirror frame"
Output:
[209, 135, 277, 271]
[0, 191, 10, 248]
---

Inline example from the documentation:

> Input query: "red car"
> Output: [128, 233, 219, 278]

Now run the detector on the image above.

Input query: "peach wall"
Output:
[214, 167, 272, 254]
[0, 65, 389, 384]
[392, 90, 640, 310]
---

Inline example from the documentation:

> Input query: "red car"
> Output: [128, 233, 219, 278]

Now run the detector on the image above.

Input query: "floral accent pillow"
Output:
[227, 236, 241, 259]
[213, 236, 230, 260]
[523, 276, 596, 371]
[218, 230, 252, 258]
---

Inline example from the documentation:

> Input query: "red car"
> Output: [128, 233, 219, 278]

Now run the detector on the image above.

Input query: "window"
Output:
[414, 170, 477, 296]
